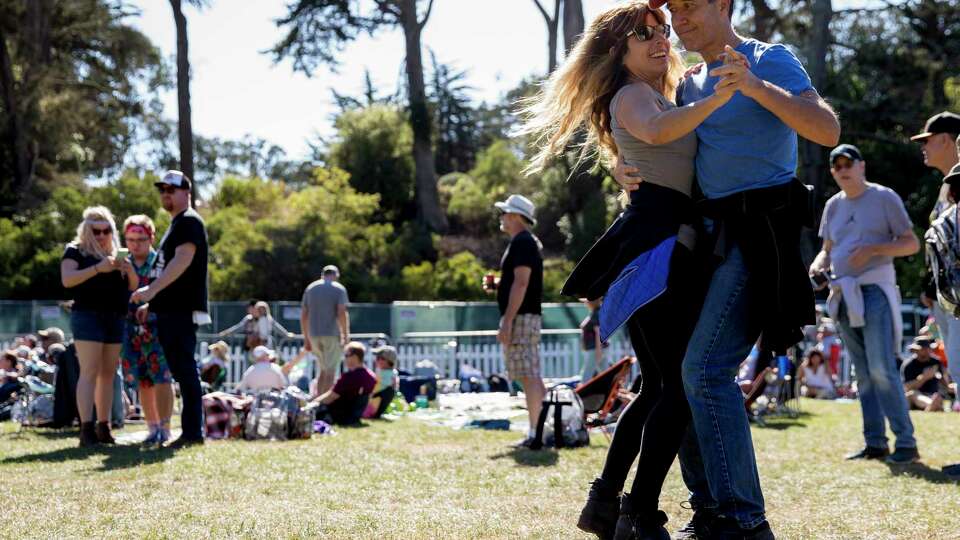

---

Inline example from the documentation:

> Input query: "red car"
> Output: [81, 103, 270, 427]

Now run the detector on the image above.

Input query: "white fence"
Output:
[197, 336, 636, 388]
[3, 334, 637, 389]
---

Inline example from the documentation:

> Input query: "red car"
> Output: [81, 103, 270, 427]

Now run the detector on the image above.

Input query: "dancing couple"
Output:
[521, 0, 839, 538]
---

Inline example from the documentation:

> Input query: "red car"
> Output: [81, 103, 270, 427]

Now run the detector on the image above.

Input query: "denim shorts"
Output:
[71, 310, 124, 344]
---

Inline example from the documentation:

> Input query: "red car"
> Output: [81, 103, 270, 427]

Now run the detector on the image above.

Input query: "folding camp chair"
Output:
[575, 355, 636, 438]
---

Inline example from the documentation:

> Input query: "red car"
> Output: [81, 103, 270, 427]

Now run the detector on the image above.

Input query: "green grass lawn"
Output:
[2, 399, 958, 539]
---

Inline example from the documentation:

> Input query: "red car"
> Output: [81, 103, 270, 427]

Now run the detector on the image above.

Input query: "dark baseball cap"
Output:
[944, 163, 960, 186]
[911, 112, 960, 141]
[829, 144, 863, 164]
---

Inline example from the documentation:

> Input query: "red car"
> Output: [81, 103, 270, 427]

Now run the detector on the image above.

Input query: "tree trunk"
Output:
[0, 29, 31, 216]
[399, 0, 447, 233]
[170, 0, 196, 206]
[0, 0, 52, 215]
[532, 0, 560, 74]
[562, 0, 584, 55]
[798, 0, 833, 263]
[748, 0, 778, 42]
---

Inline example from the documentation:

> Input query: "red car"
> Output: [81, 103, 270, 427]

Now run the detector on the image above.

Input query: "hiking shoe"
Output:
[673, 507, 715, 540]
[95, 421, 116, 445]
[79, 421, 98, 448]
[885, 447, 920, 465]
[614, 495, 670, 540]
[164, 436, 204, 450]
[941, 463, 960, 477]
[709, 517, 775, 540]
[576, 478, 620, 539]
[844, 446, 889, 460]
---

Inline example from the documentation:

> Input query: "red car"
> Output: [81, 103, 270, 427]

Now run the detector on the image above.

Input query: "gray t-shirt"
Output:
[301, 279, 349, 337]
[819, 182, 913, 279]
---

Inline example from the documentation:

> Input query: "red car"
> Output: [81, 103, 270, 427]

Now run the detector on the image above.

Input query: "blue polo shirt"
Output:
[679, 39, 814, 199]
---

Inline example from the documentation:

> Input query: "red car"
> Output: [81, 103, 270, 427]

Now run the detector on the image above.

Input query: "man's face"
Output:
[920, 133, 957, 169]
[916, 346, 930, 361]
[666, 0, 727, 54]
[830, 156, 866, 186]
[158, 185, 190, 212]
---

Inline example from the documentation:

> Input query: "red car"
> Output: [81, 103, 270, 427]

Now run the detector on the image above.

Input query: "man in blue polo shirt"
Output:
[615, 0, 840, 537]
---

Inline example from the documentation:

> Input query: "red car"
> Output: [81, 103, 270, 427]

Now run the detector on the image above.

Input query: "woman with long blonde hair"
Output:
[521, 2, 741, 538]
[60, 206, 129, 446]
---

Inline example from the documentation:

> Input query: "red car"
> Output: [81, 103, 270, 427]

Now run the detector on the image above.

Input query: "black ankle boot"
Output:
[613, 495, 669, 540]
[577, 478, 620, 539]
[95, 421, 115, 445]
[79, 422, 98, 447]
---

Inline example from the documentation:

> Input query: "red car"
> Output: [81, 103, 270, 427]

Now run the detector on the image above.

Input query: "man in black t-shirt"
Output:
[488, 194, 545, 448]
[131, 170, 209, 447]
[901, 336, 950, 412]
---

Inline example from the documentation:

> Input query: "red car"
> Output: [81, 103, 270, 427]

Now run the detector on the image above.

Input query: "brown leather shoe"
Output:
[95, 421, 116, 445]
[79, 422, 98, 447]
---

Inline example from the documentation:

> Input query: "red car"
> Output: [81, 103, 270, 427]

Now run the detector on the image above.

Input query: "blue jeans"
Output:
[837, 285, 916, 449]
[680, 244, 766, 529]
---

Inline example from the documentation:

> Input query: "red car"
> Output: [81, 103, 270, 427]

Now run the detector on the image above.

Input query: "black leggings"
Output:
[599, 246, 700, 512]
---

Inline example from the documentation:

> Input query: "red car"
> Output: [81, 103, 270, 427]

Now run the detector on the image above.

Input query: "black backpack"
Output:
[925, 204, 960, 317]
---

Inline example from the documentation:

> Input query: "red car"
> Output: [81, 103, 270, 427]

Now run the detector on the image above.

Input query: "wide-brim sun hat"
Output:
[494, 194, 537, 226]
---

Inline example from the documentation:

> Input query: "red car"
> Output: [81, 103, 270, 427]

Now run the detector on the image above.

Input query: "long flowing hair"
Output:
[72, 206, 119, 259]
[519, 1, 686, 174]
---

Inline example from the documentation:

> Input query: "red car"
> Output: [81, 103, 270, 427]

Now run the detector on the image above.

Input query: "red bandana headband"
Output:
[124, 224, 152, 238]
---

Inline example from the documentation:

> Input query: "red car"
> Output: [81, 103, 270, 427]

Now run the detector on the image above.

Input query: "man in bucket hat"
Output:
[487, 194, 545, 448]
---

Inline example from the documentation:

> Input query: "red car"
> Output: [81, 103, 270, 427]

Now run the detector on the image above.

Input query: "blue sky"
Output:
[131, 0, 615, 159]
[130, 0, 870, 160]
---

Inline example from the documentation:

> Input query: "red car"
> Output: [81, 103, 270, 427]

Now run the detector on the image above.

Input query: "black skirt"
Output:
[561, 182, 695, 301]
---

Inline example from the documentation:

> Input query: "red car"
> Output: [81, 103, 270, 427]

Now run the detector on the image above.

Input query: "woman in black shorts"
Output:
[60, 206, 129, 446]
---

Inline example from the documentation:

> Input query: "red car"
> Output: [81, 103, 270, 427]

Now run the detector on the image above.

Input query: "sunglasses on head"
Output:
[627, 23, 671, 41]
[91, 227, 112, 236]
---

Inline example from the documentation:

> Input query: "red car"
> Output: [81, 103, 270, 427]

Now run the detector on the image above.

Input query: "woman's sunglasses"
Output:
[627, 23, 671, 41]
[91, 227, 112, 236]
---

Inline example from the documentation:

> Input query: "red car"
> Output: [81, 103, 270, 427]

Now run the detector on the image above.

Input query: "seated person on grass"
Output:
[798, 349, 836, 399]
[200, 340, 230, 391]
[902, 336, 950, 412]
[365, 345, 400, 419]
[309, 341, 375, 425]
[0, 350, 22, 403]
[236, 345, 288, 394]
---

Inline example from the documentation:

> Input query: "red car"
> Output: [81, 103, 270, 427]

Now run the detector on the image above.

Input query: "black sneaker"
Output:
[673, 506, 715, 540]
[942, 463, 960, 477]
[577, 478, 620, 539]
[844, 446, 889, 460]
[164, 436, 204, 450]
[511, 436, 537, 449]
[614, 496, 669, 540]
[710, 517, 775, 540]
[885, 447, 920, 465]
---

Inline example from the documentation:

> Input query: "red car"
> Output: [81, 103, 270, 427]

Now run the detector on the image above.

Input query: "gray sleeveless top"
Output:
[610, 82, 697, 197]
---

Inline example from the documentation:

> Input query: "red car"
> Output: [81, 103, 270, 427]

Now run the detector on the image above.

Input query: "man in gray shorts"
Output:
[301, 265, 350, 395]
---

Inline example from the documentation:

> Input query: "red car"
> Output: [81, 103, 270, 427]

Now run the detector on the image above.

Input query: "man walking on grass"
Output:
[301, 265, 350, 396]
[809, 144, 920, 465]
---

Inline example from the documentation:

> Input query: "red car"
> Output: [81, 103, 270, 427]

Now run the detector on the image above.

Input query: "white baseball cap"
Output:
[252, 345, 274, 360]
